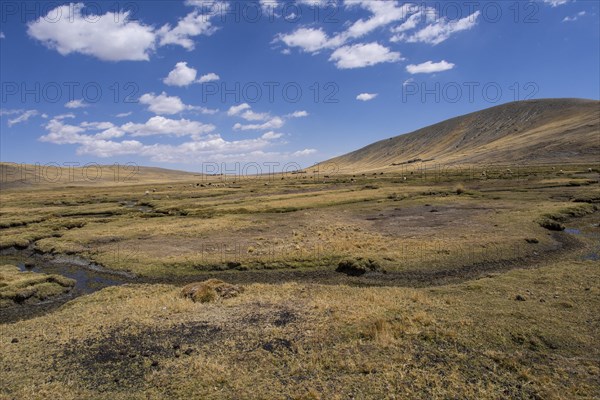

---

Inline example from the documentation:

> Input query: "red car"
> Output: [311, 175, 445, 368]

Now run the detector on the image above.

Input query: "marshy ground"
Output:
[0, 164, 598, 399]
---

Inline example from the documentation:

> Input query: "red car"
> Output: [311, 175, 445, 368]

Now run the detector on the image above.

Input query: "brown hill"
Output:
[320, 98, 599, 173]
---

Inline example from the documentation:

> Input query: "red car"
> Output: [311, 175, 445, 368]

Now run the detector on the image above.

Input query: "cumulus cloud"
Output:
[329, 42, 401, 69]
[120, 116, 215, 138]
[157, 8, 220, 50]
[27, 3, 223, 61]
[65, 99, 88, 109]
[197, 72, 220, 83]
[164, 62, 198, 86]
[227, 103, 252, 116]
[240, 110, 270, 121]
[406, 60, 455, 74]
[356, 93, 378, 101]
[40, 115, 214, 145]
[275, 27, 342, 53]
[275, 1, 481, 71]
[139, 92, 204, 115]
[7, 110, 39, 126]
[261, 131, 283, 140]
[37, 114, 313, 163]
[27, 3, 156, 61]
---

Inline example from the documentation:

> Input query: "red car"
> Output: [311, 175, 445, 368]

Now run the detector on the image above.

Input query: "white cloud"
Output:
[392, 11, 480, 45]
[406, 60, 455, 74]
[563, 11, 586, 22]
[233, 117, 284, 131]
[7, 110, 39, 126]
[164, 62, 198, 86]
[115, 112, 133, 118]
[286, 110, 309, 118]
[65, 99, 88, 109]
[40, 118, 87, 144]
[27, 3, 224, 61]
[27, 3, 156, 61]
[40, 115, 215, 148]
[241, 110, 270, 121]
[0, 32, 5, 39]
[0, 109, 24, 116]
[139, 92, 195, 115]
[120, 116, 215, 138]
[329, 42, 401, 69]
[157, 10, 219, 50]
[227, 103, 252, 116]
[343, 1, 412, 40]
[403, 78, 415, 87]
[80, 121, 115, 130]
[543, 0, 570, 6]
[37, 113, 312, 162]
[260, 0, 278, 12]
[54, 113, 76, 120]
[261, 131, 283, 140]
[291, 148, 317, 156]
[356, 93, 378, 101]
[198, 72, 220, 83]
[276, 27, 338, 53]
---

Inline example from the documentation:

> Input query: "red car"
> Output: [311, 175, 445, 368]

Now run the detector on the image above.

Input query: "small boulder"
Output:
[515, 294, 526, 301]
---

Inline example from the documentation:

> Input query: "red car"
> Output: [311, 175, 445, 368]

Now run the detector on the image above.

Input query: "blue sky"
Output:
[1, 0, 598, 172]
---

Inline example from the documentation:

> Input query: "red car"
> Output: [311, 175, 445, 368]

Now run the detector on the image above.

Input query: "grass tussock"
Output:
[181, 279, 244, 303]
[0, 264, 75, 307]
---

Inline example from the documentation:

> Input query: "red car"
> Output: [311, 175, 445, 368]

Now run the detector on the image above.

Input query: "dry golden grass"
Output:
[0, 162, 598, 398]
[0, 257, 598, 399]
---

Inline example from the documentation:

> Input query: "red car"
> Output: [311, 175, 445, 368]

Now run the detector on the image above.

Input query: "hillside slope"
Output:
[0, 163, 198, 190]
[321, 99, 599, 173]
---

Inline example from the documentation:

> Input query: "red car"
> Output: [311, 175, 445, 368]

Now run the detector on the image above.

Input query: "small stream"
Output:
[564, 222, 600, 261]
[1, 216, 598, 323]
[0, 248, 135, 323]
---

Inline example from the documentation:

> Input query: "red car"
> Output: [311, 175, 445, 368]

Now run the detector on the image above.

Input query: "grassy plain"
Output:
[0, 163, 598, 399]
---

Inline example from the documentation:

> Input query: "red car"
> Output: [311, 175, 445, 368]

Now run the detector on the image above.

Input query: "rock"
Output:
[11, 338, 18, 343]
[525, 238, 539, 244]
[515, 294, 526, 301]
